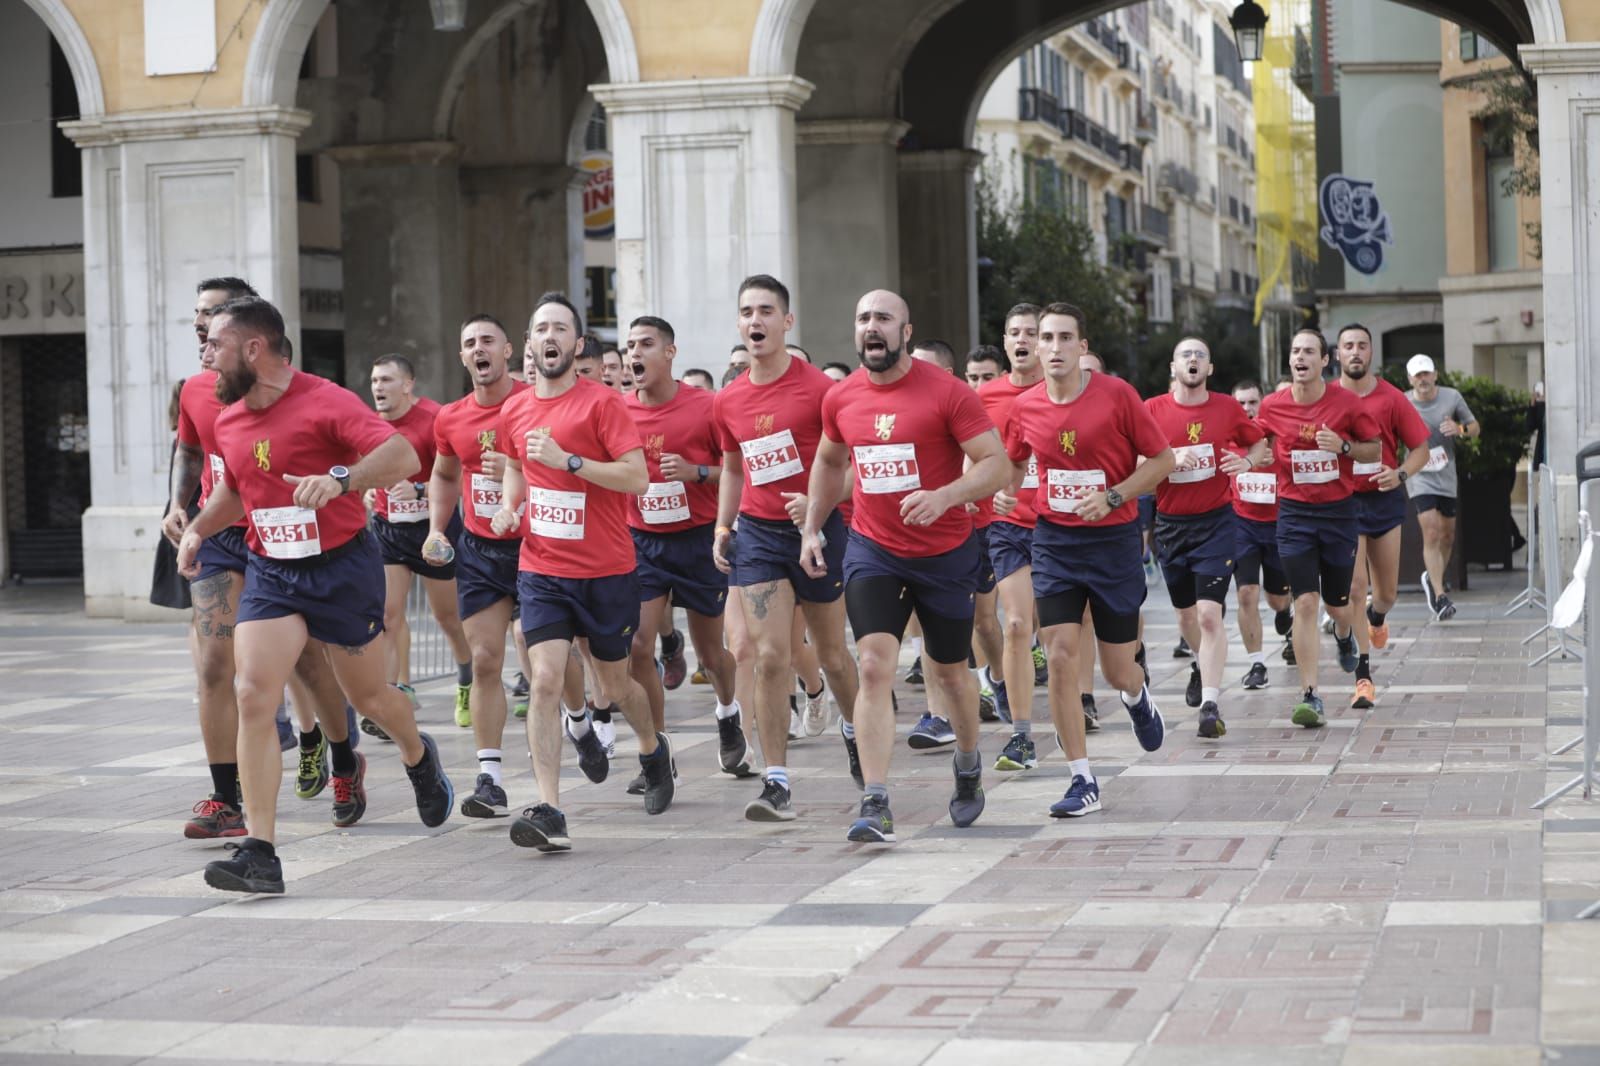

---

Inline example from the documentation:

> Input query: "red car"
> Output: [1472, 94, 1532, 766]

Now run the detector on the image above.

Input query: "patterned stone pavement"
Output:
[0, 571, 1597, 1065]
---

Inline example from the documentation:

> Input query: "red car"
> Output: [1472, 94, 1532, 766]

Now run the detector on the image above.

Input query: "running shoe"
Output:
[405, 733, 454, 828]
[717, 709, 755, 777]
[994, 731, 1037, 771]
[275, 706, 295, 752]
[590, 705, 617, 757]
[626, 771, 647, 796]
[788, 695, 803, 740]
[184, 796, 245, 839]
[511, 803, 570, 852]
[1274, 608, 1294, 636]
[1321, 613, 1337, 635]
[1367, 609, 1389, 651]
[801, 680, 830, 737]
[841, 718, 864, 790]
[395, 682, 420, 710]
[361, 714, 392, 742]
[660, 630, 688, 690]
[203, 839, 283, 895]
[640, 733, 675, 815]
[461, 773, 508, 818]
[986, 668, 1011, 723]
[691, 667, 709, 685]
[1174, 636, 1193, 659]
[847, 794, 896, 843]
[344, 704, 359, 751]
[1282, 638, 1296, 665]
[1185, 662, 1202, 708]
[1242, 662, 1269, 690]
[1082, 692, 1100, 732]
[454, 685, 472, 728]
[949, 762, 985, 828]
[1135, 641, 1150, 687]
[331, 752, 367, 827]
[1351, 677, 1376, 709]
[511, 672, 530, 719]
[1335, 630, 1358, 673]
[1197, 700, 1226, 739]
[565, 711, 610, 784]
[1291, 690, 1327, 728]
[294, 733, 329, 800]
[1032, 641, 1048, 685]
[1420, 573, 1439, 615]
[745, 778, 797, 822]
[1049, 775, 1101, 818]
[907, 713, 956, 750]
[904, 657, 924, 685]
[1435, 594, 1457, 621]
[1124, 688, 1166, 752]
[978, 690, 998, 722]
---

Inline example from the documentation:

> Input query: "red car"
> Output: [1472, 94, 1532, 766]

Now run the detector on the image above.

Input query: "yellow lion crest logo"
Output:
[755, 414, 775, 436]
[1186, 421, 1204, 445]
[1059, 430, 1077, 455]
[253, 439, 271, 471]
[476, 429, 497, 452]
[874, 414, 895, 441]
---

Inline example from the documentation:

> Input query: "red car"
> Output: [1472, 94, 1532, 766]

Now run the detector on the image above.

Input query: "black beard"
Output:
[537, 347, 576, 380]
[215, 365, 255, 404]
[859, 343, 903, 373]
[1344, 363, 1368, 379]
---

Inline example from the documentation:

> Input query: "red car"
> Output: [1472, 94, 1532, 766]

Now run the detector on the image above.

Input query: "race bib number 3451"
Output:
[252, 507, 321, 560]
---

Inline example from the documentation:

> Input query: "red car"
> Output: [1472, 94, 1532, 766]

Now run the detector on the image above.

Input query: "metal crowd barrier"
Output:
[1506, 460, 1545, 615]
[406, 572, 456, 683]
[1524, 463, 1583, 666]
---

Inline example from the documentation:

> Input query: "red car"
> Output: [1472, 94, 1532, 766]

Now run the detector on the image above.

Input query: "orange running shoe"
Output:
[1370, 620, 1389, 650]
[1351, 678, 1376, 709]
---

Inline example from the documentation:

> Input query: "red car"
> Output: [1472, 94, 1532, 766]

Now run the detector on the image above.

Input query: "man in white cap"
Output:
[1404, 355, 1478, 619]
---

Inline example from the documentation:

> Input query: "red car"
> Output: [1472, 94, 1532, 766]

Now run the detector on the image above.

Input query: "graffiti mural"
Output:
[1319, 173, 1393, 276]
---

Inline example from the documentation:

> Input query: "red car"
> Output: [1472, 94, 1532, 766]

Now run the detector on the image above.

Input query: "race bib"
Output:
[385, 492, 428, 524]
[1169, 443, 1216, 484]
[1423, 445, 1449, 473]
[1021, 455, 1039, 491]
[1046, 468, 1107, 512]
[742, 429, 803, 486]
[252, 506, 321, 560]
[1291, 449, 1339, 485]
[470, 472, 503, 519]
[639, 481, 690, 525]
[1352, 460, 1383, 477]
[1237, 471, 1277, 505]
[208, 452, 225, 486]
[853, 443, 921, 495]
[528, 487, 585, 541]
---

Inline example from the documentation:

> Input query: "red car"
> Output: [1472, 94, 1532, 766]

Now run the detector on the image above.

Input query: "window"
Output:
[49, 38, 81, 199]
[1459, 29, 1502, 61]
[296, 154, 319, 203]
[584, 104, 608, 151]
[1074, 69, 1086, 111]
[1485, 148, 1519, 271]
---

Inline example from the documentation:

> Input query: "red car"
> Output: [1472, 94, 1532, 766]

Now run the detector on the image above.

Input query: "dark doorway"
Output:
[3, 334, 89, 578]
[1383, 323, 1444, 368]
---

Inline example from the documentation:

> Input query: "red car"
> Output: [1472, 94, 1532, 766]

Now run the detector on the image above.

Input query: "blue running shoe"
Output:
[907, 713, 956, 750]
[949, 762, 985, 828]
[1049, 775, 1102, 818]
[989, 671, 1012, 723]
[847, 795, 896, 843]
[1123, 687, 1166, 752]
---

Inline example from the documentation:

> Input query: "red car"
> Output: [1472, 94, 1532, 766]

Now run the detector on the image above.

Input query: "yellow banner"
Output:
[1253, 0, 1317, 323]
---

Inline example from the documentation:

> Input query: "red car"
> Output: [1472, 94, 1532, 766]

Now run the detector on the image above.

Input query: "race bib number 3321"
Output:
[741, 429, 804, 486]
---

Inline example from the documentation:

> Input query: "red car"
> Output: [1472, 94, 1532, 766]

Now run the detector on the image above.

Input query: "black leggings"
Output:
[845, 575, 974, 664]
[1281, 552, 1355, 607]
[1036, 590, 1141, 644]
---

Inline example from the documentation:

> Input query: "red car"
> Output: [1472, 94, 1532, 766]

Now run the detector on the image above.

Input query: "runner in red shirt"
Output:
[959, 344, 1009, 726]
[711, 274, 861, 823]
[423, 314, 530, 820]
[1254, 328, 1382, 727]
[805, 292, 1008, 843]
[366, 355, 472, 730]
[977, 304, 1048, 773]
[1144, 339, 1267, 739]
[623, 315, 745, 779]
[174, 297, 454, 895]
[1002, 302, 1175, 820]
[1332, 324, 1432, 709]
[1228, 380, 1295, 689]
[493, 291, 671, 853]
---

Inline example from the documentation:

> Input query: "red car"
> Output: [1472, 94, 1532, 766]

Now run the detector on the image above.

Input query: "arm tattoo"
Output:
[745, 581, 779, 621]
[172, 444, 203, 508]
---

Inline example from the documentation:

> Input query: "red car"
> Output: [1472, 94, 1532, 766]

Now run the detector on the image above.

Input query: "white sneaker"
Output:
[788, 695, 803, 740]
[581, 704, 616, 757]
[802, 680, 830, 737]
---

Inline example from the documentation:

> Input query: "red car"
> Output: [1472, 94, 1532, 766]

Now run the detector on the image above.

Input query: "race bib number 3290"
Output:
[529, 488, 585, 540]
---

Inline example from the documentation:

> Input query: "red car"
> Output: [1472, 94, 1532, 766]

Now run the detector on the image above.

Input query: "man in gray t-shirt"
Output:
[1405, 354, 1478, 619]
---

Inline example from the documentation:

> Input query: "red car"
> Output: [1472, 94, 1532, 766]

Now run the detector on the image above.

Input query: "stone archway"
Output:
[17, 0, 103, 115]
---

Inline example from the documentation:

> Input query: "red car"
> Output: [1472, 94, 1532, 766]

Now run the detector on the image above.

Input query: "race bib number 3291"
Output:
[853, 443, 921, 495]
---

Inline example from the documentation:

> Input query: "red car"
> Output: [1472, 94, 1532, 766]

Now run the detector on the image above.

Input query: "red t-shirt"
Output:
[1255, 384, 1383, 505]
[176, 371, 245, 528]
[1332, 378, 1432, 493]
[215, 373, 397, 558]
[1145, 392, 1265, 516]
[978, 375, 1043, 529]
[713, 356, 834, 523]
[1003, 372, 1168, 528]
[625, 383, 722, 534]
[501, 377, 642, 578]
[821, 358, 995, 557]
[1230, 448, 1281, 522]
[372, 396, 439, 523]
[434, 381, 528, 540]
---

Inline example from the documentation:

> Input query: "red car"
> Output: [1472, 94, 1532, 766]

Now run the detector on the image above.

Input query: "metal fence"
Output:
[405, 572, 457, 682]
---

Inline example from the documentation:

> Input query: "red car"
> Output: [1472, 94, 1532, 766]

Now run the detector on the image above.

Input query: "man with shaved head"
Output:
[804, 290, 1009, 843]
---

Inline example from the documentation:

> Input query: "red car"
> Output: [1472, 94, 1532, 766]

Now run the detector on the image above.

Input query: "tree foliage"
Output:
[1474, 67, 1541, 258]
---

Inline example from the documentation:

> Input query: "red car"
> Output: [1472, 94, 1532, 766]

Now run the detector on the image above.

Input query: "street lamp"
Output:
[1228, 0, 1269, 62]
[429, 0, 468, 31]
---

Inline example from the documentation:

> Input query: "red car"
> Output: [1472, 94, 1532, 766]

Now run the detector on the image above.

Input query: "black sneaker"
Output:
[294, 733, 329, 800]
[904, 657, 924, 685]
[565, 712, 610, 784]
[847, 794, 896, 843]
[978, 690, 998, 722]
[745, 777, 796, 821]
[359, 715, 392, 743]
[1197, 700, 1226, 739]
[204, 838, 284, 895]
[330, 752, 368, 828]
[949, 762, 985, 828]
[1335, 630, 1358, 673]
[461, 773, 508, 818]
[1082, 692, 1100, 732]
[1420, 572, 1439, 615]
[1282, 637, 1296, 665]
[1135, 641, 1150, 687]
[717, 711, 755, 777]
[840, 718, 864, 790]
[1185, 662, 1202, 708]
[404, 733, 454, 828]
[1435, 594, 1457, 621]
[510, 804, 571, 852]
[1174, 637, 1193, 659]
[625, 770, 647, 795]
[640, 733, 675, 815]
[1241, 662, 1269, 690]
[1274, 608, 1293, 636]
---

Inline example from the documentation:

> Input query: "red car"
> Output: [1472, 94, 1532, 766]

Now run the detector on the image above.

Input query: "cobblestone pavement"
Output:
[0, 573, 1596, 1065]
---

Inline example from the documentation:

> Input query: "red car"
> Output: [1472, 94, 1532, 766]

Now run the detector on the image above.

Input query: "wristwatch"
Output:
[566, 454, 585, 474]
[696, 464, 710, 483]
[1339, 440, 1352, 456]
[1397, 470, 1409, 484]
[1105, 488, 1125, 509]
[329, 465, 351, 494]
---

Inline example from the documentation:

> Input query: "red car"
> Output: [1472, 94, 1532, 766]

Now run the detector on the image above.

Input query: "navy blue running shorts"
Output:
[1031, 519, 1146, 631]
[237, 532, 385, 648]
[729, 510, 845, 604]
[455, 530, 520, 621]
[196, 524, 250, 582]
[518, 570, 640, 661]
[1354, 488, 1407, 537]
[1233, 513, 1289, 596]
[986, 520, 1033, 584]
[1155, 505, 1236, 608]
[371, 511, 462, 580]
[633, 524, 728, 617]
[974, 525, 997, 595]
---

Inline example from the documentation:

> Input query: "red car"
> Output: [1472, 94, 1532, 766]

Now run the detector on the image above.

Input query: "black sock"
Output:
[299, 724, 323, 751]
[806, 680, 824, 700]
[1356, 654, 1371, 681]
[1367, 606, 1386, 628]
[250, 838, 276, 857]
[456, 661, 472, 687]
[330, 738, 357, 776]
[661, 629, 683, 657]
[210, 763, 241, 808]
[591, 702, 615, 724]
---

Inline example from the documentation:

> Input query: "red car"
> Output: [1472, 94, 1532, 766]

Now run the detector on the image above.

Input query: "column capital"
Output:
[60, 106, 312, 148]
[590, 75, 814, 114]
[797, 119, 911, 147]
[325, 141, 462, 167]
[1520, 42, 1600, 76]
[897, 148, 985, 174]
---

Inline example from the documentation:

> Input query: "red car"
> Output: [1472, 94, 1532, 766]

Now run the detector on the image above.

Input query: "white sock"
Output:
[1120, 687, 1145, 707]
[1249, 651, 1265, 666]
[1202, 687, 1220, 704]
[1068, 757, 1094, 783]
[715, 699, 739, 720]
[477, 748, 503, 785]
[565, 708, 592, 737]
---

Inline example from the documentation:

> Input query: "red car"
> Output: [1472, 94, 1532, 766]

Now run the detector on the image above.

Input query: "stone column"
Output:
[591, 76, 813, 378]
[328, 141, 464, 403]
[796, 119, 909, 363]
[61, 106, 311, 620]
[458, 163, 585, 341]
[898, 149, 983, 354]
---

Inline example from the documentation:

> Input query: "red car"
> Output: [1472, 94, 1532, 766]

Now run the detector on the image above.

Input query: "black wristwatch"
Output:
[329, 465, 351, 494]
[1339, 439, 1352, 456]
[696, 464, 710, 483]
[566, 454, 585, 474]
[1397, 470, 1409, 484]
[1105, 487, 1125, 509]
